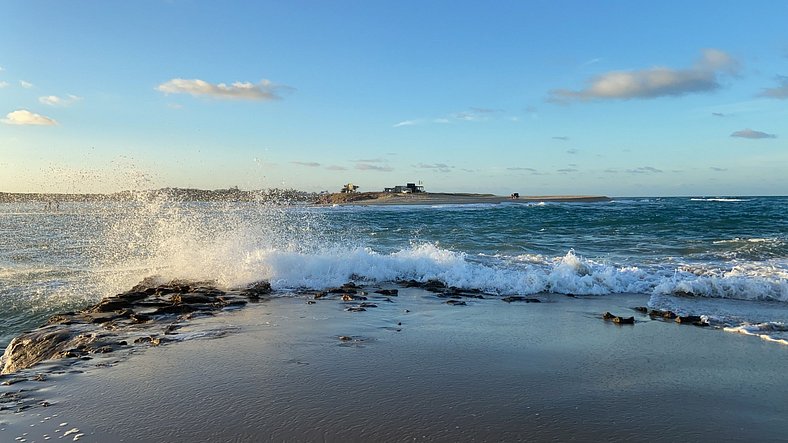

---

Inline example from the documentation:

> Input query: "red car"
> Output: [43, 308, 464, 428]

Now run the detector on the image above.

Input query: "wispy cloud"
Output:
[356, 163, 393, 172]
[626, 166, 663, 174]
[394, 107, 504, 127]
[730, 128, 777, 139]
[414, 163, 453, 173]
[393, 120, 419, 127]
[582, 57, 603, 66]
[39, 94, 82, 106]
[507, 167, 537, 172]
[156, 78, 291, 101]
[2, 109, 57, 126]
[557, 168, 578, 173]
[552, 136, 569, 141]
[758, 76, 788, 99]
[549, 49, 739, 102]
[710, 167, 727, 172]
[325, 165, 347, 171]
[19, 80, 34, 89]
[291, 161, 320, 167]
[566, 148, 579, 155]
[711, 112, 727, 117]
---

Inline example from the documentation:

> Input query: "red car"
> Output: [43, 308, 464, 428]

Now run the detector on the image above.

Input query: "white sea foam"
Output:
[723, 323, 788, 345]
[689, 198, 751, 202]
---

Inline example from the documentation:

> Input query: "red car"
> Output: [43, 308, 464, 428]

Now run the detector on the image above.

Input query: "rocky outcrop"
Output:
[603, 312, 635, 324]
[0, 279, 271, 375]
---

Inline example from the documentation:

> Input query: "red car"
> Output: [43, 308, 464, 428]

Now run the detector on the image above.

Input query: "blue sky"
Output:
[1, 1, 786, 196]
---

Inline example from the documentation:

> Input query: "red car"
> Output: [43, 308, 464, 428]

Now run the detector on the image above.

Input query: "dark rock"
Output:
[1, 328, 96, 374]
[341, 282, 361, 290]
[633, 307, 649, 313]
[306, 300, 316, 305]
[171, 293, 214, 304]
[47, 314, 77, 325]
[134, 336, 161, 346]
[89, 298, 135, 313]
[445, 300, 466, 306]
[649, 309, 677, 319]
[314, 292, 328, 300]
[217, 297, 248, 308]
[423, 279, 448, 293]
[152, 304, 195, 315]
[338, 336, 352, 341]
[341, 294, 367, 301]
[374, 289, 399, 296]
[501, 296, 541, 303]
[345, 306, 367, 312]
[130, 313, 151, 323]
[244, 281, 272, 297]
[603, 312, 634, 324]
[675, 315, 705, 325]
[358, 303, 378, 308]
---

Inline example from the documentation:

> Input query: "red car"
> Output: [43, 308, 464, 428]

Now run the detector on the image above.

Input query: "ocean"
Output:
[1, 196, 787, 348]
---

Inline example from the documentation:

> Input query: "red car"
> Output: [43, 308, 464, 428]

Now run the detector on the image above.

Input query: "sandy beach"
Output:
[2, 288, 786, 442]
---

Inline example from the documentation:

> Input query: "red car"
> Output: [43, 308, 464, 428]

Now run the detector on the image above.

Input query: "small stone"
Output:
[345, 306, 367, 312]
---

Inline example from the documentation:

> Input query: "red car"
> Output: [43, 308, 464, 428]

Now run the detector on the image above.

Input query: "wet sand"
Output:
[2, 290, 787, 442]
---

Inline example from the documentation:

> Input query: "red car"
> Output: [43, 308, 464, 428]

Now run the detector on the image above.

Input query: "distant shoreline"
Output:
[0, 190, 609, 205]
[315, 192, 611, 205]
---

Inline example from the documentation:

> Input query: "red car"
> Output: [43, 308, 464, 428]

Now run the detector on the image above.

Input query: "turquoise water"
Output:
[1, 196, 787, 346]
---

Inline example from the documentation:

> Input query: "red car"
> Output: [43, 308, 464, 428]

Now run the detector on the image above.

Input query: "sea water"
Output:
[1, 196, 786, 346]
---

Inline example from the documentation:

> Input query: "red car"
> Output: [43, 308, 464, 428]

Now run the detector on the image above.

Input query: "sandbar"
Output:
[317, 192, 610, 206]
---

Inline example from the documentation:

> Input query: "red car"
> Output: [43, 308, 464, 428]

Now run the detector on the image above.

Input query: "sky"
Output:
[1, 0, 787, 196]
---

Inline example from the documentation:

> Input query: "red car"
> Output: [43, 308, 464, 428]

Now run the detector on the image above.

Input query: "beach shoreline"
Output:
[2, 288, 786, 442]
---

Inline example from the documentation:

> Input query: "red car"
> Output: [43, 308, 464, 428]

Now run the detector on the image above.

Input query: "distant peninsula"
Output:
[1, 188, 609, 206]
[315, 192, 610, 205]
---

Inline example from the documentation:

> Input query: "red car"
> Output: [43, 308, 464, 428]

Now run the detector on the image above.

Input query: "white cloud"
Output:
[549, 49, 739, 102]
[730, 128, 776, 139]
[2, 109, 58, 126]
[38, 94, 82, 106]
[393, 119, 419, 127]
[626, 166, 663, 174]
[291, 161, 321, 167]
[759, 76, 788, 99]
[356, 163, 393, 172]
[414, 163, 453, 173]
[0, 81, 8, 89]
[156, 78, 290, 101]
[19, 80, 33, 89]
[395, 107, 504, 127]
